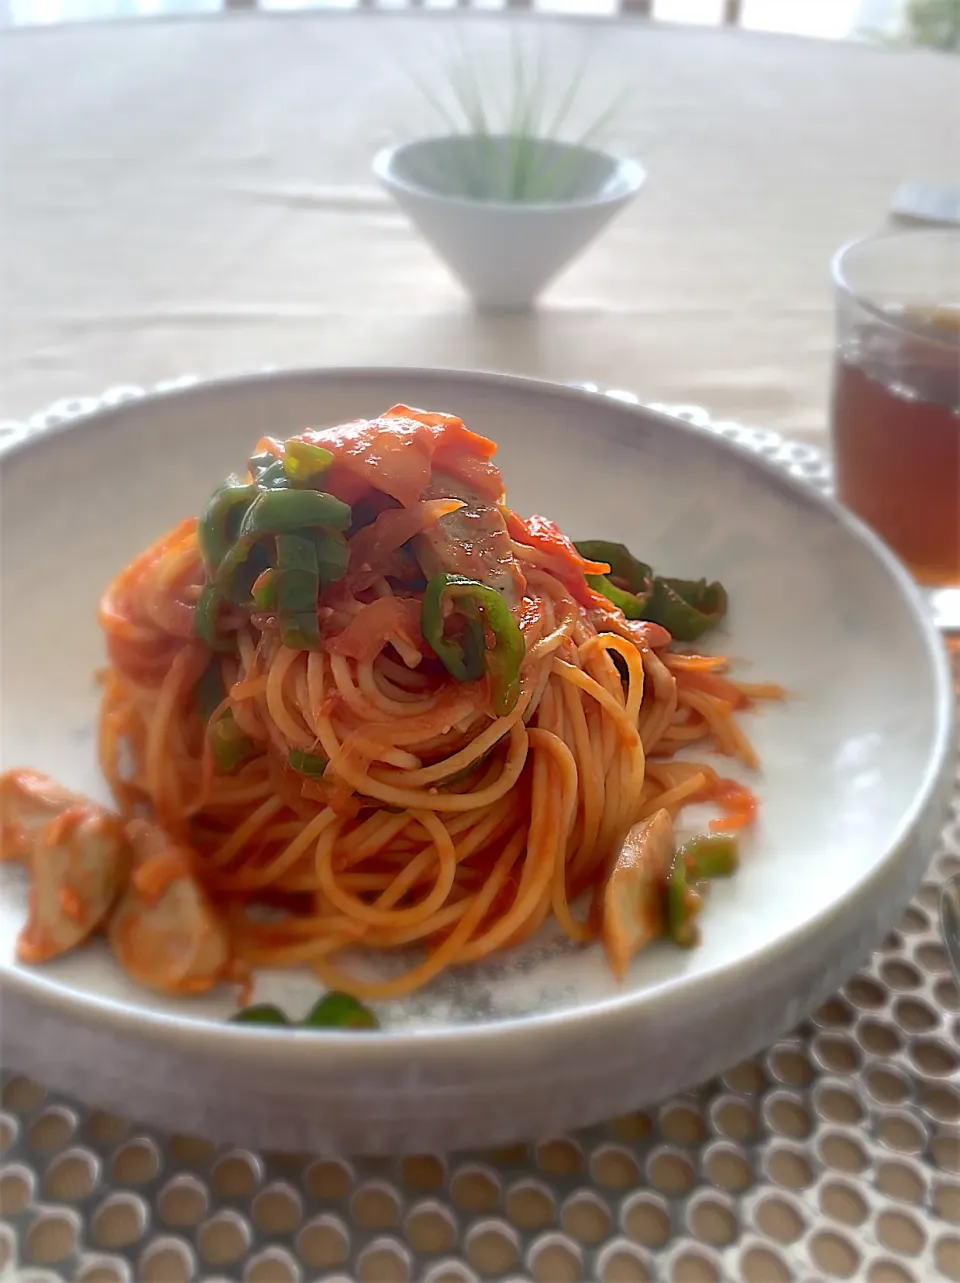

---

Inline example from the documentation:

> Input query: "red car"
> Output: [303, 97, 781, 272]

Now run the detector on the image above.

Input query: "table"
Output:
[1, 13, 958, 446]
[1, 15, 959, 1282]
[1, 391, 958, 1283]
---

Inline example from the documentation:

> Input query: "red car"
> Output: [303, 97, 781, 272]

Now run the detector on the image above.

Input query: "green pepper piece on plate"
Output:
[209, 711, 257, 773]
[574, 540, 727, 639]
[196, 662, 225, 720]
[666, 853, 703, 948]
[575, 540, 653, 591]
[251, 568, 277, 611]
[275, 534, 320, 616]
[421, 583, 486, 684]
[283, 440, 334, 484]
[681, 833, 740, 879]
[194, 583, 235, 651]
[302, 992, 379, 1030]
[279, 609, 321, 651]
[644, 577, 728, 642]
[197, 475, 256, 574]
[239, 489, 352, 540]
[314, 534, 350, 587]
[248, 449, 278, 481]
[421, 574, 525, 716]
[214, 537, 271, 608]
[287, 749, 328, 778]
[230, 1003, 291, 1026]
[575, 539, 654, 619]
[253, 458, 291, 492]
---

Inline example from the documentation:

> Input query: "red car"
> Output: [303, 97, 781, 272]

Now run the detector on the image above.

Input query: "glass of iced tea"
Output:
[830, 228, 960, 630]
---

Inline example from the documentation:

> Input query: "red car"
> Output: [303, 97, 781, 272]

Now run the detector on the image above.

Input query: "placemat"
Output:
[1, 389, 958, 1283]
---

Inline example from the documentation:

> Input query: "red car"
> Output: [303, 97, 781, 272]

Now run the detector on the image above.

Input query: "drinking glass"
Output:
[830, 229, 960, 633]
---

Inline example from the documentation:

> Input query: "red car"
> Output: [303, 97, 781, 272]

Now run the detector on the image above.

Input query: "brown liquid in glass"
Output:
[832, 306, 960, 585]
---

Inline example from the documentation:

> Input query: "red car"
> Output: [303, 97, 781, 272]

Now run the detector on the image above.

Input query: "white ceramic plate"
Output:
[0, 369, 954, 1154]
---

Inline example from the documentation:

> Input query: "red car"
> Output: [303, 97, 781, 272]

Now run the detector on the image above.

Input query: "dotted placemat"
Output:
[0, 389, 958, 1283]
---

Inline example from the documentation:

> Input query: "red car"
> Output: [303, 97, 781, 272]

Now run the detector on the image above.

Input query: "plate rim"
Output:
[1, 364, 955, 1061]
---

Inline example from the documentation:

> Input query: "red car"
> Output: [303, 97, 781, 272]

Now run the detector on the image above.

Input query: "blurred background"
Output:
[2, 0, 958, 47]
[2, 0, 956, 437]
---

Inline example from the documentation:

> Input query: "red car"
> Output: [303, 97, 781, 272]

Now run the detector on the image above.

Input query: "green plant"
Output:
[904, 0, 960, 49]
[410, 33, 626, 203]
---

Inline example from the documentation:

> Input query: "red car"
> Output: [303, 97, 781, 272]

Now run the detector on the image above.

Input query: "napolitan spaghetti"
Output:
[1, 405, 781, 1009]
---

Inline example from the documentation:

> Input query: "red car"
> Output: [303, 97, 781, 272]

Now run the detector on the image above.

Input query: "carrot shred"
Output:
[676, 671, 750, 708]
[664, 653, 728, 673]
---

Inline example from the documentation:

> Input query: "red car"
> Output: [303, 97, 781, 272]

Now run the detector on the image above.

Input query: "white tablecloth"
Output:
[1, 14, 957, 444]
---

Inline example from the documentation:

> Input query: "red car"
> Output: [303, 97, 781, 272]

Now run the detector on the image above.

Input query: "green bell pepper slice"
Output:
[217, 489, 349, 608]
[421, 574, 525, 716]
[209, 710, 257, 773]
[287, 749, 328, 778]
[196, 662, 226, 720]
[197, 659, 256, 772]
[575, 540, 652, 591]
[219, 531, 347, 617]
[238, 489, 352, 540]
[195, 583, 236, 651]
[214, 537, 272, 608]
[273, 533, 344, 646]
[229, 994, 378, 1031]
[575, 539, 653, 619]
[252, 458, 291, 492]
[251, 568, 277, 611]
[681, 833, 740, 879]
[421, 576, 486, 683]
[198, 474, 352, 631]
[275, 534, 320, 617]
[248, 449, 277, 479]
[643, 577, 728, 642]
[302, 992, 379, 1030]
[574, 540, 728, 640]
[314, 535, 350, 587]
[279, 609, 321, 651]
[590, 576, 652, 620]
[197, 475, 256, 574]
[230, 1003, 291, 1026]
[283, 440, 334, 483]
[666, 853, 703, 948]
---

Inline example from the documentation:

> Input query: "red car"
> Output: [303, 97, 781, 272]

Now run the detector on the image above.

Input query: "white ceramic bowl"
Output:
[0, 369, 954, 1154]
[374, 136, 645, 309]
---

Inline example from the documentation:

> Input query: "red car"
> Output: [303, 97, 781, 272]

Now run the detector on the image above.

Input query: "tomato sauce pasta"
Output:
[84, 406, 782, 1001]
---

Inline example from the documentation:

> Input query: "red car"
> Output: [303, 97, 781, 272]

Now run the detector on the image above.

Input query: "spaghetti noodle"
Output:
[85, 404, 779, 1002]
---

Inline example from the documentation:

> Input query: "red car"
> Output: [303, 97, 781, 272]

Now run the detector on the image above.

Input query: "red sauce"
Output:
[300, 406, 503, 508]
